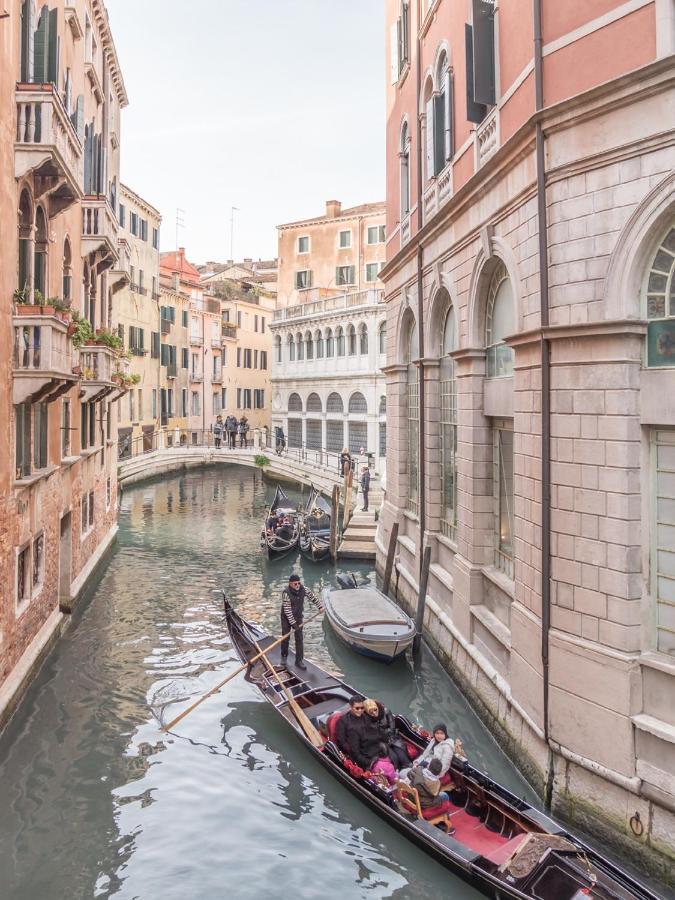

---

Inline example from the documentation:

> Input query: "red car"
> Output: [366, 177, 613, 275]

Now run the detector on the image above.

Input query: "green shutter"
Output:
[433, 93, 445, 175]
[33, 7, 50, 83]
[47, 8, 59, 85]
[21, 0, 35, 82]
[71, 95, 84, 141]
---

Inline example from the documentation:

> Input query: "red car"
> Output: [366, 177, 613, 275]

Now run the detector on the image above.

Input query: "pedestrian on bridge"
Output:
[360, 465, 371, 512]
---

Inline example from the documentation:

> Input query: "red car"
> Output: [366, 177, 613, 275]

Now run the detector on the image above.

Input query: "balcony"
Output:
[82, 197, 119, 265]
[161, 319, 172, 335]
[78, 344, 117, 400]
[12, 313, 78, 404]
[167, 362, 177, 379]
[475, 107, 499, 169]
[211, 337, 222, 349]
[270, 289, 384, 323]
[222, 323, 238, 340]
[423, 180, 438, 221]
[15, 84, 83, 213]
[190, 334, 204, 347]
[190, 371, 203, 383]
[401, 214, 411, 246]
[110, 238, 131, 294]
[211, 369, 223, 385]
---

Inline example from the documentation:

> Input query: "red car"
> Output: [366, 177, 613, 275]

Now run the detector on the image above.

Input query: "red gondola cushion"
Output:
[421, 800, 451, 819]
[327, 711, 344, 744]
[405, 742, 420, 760]
[440, 773, 452, 786]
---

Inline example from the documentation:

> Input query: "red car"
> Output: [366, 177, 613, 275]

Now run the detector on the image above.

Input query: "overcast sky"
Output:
[106, 0, 385, 265]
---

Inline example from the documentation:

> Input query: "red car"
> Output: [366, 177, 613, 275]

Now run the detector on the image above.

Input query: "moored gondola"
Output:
[260, 486, 300, 558]
[224, 600, 659, 900]
[299, 486, 332, 562]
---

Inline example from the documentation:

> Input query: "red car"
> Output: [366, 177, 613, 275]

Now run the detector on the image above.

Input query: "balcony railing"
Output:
[12, 313, 77, 404]
[476, 108, 499, 169]
[211, 337, 222, 349]
[110, 238, 131, 293]
[161, 319, 171, 335]
[167, 362, 177, 378]
[270, 289, 384, 323]
[222, 324, 238, 340]
[82, 197, 118, 263]
[15, 84, 83, 200]
[211, 369, 223, 384]
[190, 371, 203, 383]
[190, 334, 204, 347]
[79, 343, 117, 400]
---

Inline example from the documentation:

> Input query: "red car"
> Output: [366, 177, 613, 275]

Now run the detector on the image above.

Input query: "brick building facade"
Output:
[379, 0, 675, 877]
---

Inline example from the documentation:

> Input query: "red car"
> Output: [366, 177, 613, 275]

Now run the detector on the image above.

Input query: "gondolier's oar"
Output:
[161, 609, 324, 733]
[251, 639, 324, 749]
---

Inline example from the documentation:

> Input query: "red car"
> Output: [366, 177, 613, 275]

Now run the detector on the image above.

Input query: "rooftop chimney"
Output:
[325, 200, 341, 219]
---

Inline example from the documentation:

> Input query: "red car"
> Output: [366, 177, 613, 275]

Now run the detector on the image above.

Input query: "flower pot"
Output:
[14, 304, 42, 316]
[72, 365, 82, 375]
[67, 323, 77, 336]
[40, 305, 56, 315]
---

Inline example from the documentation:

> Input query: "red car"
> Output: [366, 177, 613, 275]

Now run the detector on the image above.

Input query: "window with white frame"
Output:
[645, 226, 675, 367]
[365, 262, 383, 283]
[336, 265, 355, 287]
[493, 422, 514, 578]
[367, 225, 386, 244]
[440, 306, 458, 538]
[338, 230, 352, 249]
[275, 335, 282, 363]
[17, 544, 31, 608]
[315, 330, 324, 358]
[653, 430, 675, 656]
[336, 326, 346, 356]
[433, 51, 453, 175]
[298, 235, 310, 253]
[407, 320, 419, 516]
[347, 325, 357, 356]
[295, 270, 312, 290]
[486, 261, 515, 378]
[326, 328, 334, 357]
[359, 323, 368, 354]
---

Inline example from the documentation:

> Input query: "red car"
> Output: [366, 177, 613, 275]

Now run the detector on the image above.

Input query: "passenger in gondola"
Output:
[266, 512, 280, 534]
[363, 699, 411, 769]
[408, 758, 453, 810]
[414, 723, 455, 777]
[336, 695, 386, 769]
[276, 514, 293, 541]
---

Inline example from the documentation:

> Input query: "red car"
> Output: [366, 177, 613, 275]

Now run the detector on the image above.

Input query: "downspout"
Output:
[533, 0, 554, 809]
[415, 11, 427, 589]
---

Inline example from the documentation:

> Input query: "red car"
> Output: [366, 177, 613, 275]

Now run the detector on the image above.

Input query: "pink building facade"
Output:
[379, 0, 675, 877]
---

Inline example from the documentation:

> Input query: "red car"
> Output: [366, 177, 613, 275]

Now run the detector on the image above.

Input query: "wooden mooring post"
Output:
[342, 467, 354, 530]
[412, 544, 432, 657]
[329, 483, 340, 562]
[382, 522, 399, 596]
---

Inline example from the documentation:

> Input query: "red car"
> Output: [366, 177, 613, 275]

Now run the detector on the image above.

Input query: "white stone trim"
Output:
[655, 0, 675, 57]
[542, 0, 654, 58]
[69, 522, 118, 600]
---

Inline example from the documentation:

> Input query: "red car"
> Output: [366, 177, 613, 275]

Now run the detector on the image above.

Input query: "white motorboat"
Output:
[321, 584, 415, 662]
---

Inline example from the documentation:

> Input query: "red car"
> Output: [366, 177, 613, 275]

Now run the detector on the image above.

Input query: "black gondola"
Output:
[224, 600, 659, 900]
[299, 485, 332, 562]
[260, 486, 299, 558]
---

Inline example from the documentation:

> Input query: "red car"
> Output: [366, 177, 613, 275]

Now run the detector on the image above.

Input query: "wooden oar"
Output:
[252, 639, 324, 749]
[162, 608, 324, 733]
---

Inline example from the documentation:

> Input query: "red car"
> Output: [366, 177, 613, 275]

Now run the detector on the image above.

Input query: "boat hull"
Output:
[326, 615, 413, 662]
[323, 586, 416, 663]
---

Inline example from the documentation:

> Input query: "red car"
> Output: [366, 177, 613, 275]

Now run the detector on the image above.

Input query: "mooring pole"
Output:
[412, 544, 431, 657]
[382, 522, 399, 596]
[330, 483, 340, 562]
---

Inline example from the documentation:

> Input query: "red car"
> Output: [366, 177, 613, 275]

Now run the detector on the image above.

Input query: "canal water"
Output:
[0, 465, 537, 900]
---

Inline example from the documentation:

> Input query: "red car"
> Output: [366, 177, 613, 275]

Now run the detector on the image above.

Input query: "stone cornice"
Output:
[451, 347, 485, 361]
[381, 363, 408, 375]
[507, 319, 648, 348]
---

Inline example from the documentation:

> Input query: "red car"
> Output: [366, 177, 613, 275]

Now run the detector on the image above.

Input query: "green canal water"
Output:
[0, 465, 539, 899]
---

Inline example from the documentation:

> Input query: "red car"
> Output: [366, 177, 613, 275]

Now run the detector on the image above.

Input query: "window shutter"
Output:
[465, 24, 487, 124]
[472, 0, 496, 106]
[446, 71, 455, 159]
[425, 97, 434, 180]
[70, 94, 84, 141]
[21, 0, 35, 82]
[349, 266, 356, 285]
[47, 8, 59, 85]
[34, 7, 49, 83]
[151, 332, 159, 358]
[433, 92, 445, 175]
[400, 150, 409, 216]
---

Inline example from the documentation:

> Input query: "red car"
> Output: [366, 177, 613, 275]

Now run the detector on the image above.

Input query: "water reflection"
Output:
[1, 465, 523, 899]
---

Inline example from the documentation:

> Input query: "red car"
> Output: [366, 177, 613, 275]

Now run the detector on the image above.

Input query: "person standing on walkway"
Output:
[280, 574, 322, 670]
[339, 448, 352, 477]
[239, 415, 249, 448]
[213, 415, 224, 449]
[360, 465, 370, 512]
[227, 415, 238, 449]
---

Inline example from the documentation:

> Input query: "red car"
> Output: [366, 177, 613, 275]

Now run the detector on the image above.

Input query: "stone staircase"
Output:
[337, 486, 382, 561]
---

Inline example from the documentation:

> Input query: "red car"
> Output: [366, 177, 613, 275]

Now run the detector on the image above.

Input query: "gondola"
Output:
[224, 600, 659, 900]
[299, 485, 332, 562]
[260, 485, 300, 558]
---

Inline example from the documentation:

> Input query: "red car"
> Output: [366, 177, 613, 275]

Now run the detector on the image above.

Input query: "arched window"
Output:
[423, 76, 434, 183]
[379, 396, 386, 416]
[63, 238, 72, 303]
[305, 330, 314, 360]
[349, 392, 368, 414]
[288, 392, 302, 412]
[400, 121, 410, 218]
[296, 331, 304, 361]
[337, 326, 345, 356]
[378, 321, 386, 354]
[315, 329, 324, 358]
[359, 323, 368, 355]
[486, 262, 515, 378]
[275, 335, 282, 363]
[327, 392, 344, 414]
[406, 318, 419, 514]
[646, 226, 675, 367]
[18, 188, 34, 298]
[34, 206, 48, 299]
[440, 305, 457, 538]
[307, 392, 322, 413]
[326, 327, 334, 357]
[432, 50, 452, 176]
[288, 334, 295, 362]
[347, 324, 357, 356]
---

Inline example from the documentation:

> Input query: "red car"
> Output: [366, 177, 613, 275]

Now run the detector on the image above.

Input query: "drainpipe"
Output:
[533, 0, 554, 809]
[415, 14, 428, 594]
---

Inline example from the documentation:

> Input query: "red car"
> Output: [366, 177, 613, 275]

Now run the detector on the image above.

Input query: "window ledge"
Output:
[481, 564, 515, 600]
[81, 446, 102, 458]
[632, 714, 675, 746]
[403, 509, 419, 524]
[60, 455, 81, 468]
[638, 651, 675, 677]
[81, 526, 94, 539]
[397, 61, 410, 89]
[435, 531, 458, 554]
[14, 465, 59, 488]
[419, 0, 442, 36]
[471, 603, 512, 650]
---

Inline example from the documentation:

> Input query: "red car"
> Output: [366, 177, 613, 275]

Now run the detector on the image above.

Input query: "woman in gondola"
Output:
[414, 723, 455, 777]
[363, 699, 412, 769]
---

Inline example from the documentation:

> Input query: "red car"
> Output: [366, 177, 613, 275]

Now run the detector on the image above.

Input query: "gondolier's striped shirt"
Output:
[281, 586, 321, 627]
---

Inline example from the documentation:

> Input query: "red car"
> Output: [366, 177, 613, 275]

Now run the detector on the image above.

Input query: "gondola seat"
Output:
[404, 741, 420, 760]
[396, 782, 453, 832]
[327, 710, 345, 745]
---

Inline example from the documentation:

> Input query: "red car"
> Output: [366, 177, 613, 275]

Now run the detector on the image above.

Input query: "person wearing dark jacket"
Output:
[339, 448, 352, 477]
[360, 466, 371, 512]
[280, 574, 322, 670]
[363, 698, 411, 769]
[335, 695, 386, 770]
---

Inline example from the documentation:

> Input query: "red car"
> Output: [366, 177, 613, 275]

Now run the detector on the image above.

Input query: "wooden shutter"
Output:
[400, 150, 409, 216]
[433, 93, 445, 175]
[425, 98, 434, 180]
[472, 0, 496, 106]
[71, 95, 84, 141]
[465, 24, 487, 124]
[21, 0, 35, 82]
[33, 6, 49, 83]
[446, 71, 455, 159]
[47, 8, 59, 85]
[390, 22, 398, 84]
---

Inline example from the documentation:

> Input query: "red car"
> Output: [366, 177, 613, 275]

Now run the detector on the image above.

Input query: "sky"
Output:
[105, 0, 386, 266]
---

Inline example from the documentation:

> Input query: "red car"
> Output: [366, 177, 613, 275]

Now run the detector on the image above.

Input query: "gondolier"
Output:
[281, 574, 322, 670]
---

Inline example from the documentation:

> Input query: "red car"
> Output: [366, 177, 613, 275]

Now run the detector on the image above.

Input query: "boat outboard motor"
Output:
[336, 573, 359, 590]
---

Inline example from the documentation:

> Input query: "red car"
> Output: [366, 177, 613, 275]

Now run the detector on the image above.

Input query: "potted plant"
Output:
[70, 313, 94, 348]
[13, 286, 40, 315]
[82, 366, 95, 380]
[95, 328, 123, 351]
